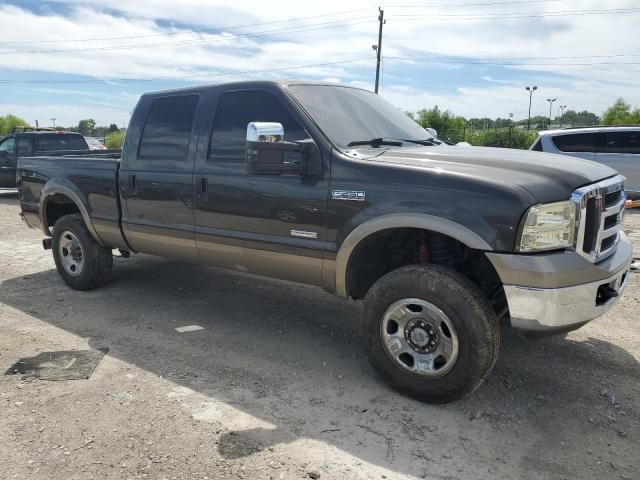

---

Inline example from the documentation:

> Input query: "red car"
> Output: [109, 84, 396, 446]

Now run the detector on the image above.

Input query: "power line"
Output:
[387, 0, 559, 8]
[387, 53, 640, 61]
[0, 58, 372, 84]
[384, 56, 640, 66]
[0, 8, 373, 45]
[3, 54, 640, 85]
[0, 0, 564, 45]
[391, 7, 640, 20]
[0, 17, 375, 55]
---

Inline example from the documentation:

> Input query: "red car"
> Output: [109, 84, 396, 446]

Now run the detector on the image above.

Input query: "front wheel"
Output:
[363, 265, 499, 403]
[51, 214, 113, 290]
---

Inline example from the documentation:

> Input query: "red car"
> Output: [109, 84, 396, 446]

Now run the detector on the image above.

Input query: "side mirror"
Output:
[246, 122, 320, 176]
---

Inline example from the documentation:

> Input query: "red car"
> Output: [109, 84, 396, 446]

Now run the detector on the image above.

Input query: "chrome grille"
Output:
[571, 175, 625, 263]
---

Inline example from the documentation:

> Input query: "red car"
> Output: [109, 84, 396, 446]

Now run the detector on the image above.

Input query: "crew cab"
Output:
[17, 81, 633, 403]
[0, 129, 90, 188]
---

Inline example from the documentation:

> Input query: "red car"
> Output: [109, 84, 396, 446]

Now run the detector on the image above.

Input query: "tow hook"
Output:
[42, 238, 52, 250]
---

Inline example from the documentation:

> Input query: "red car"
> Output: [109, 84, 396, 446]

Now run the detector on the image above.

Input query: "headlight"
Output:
[517, 200, 576, 252]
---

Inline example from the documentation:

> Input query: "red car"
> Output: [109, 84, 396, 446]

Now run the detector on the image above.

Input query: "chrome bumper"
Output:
[488, 232, 633, 333]
[504, 266, 630, 332]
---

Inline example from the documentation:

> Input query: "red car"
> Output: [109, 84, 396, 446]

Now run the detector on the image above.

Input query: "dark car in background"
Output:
[0, 129, 90, 188]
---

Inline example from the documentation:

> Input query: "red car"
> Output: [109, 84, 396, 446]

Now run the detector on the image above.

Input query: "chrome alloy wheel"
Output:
[380, 298, 459, 378]
[58, 230, 84, 277]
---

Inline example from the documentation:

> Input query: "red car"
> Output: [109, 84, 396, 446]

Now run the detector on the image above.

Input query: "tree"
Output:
[561, 110, 599, 127]
[468, 128, 537, 149]
[105, 130, 125, 149]
[108, 123, 119, 133]
[414, 106, 467, 143]
[77, 118, 96, 136]
[602, 98, 635, 125]
[0, 114, 29, 135]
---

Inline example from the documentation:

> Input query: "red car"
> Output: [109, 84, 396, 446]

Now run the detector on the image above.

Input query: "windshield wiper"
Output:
[395, 138, 441, 146]
[347, 138, 403, 148]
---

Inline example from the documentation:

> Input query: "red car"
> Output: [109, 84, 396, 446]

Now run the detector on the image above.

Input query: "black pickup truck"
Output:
[0, 130, 94, 188]
[17, 81, 632, 403]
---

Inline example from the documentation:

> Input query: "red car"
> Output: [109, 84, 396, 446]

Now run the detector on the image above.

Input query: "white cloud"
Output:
[1, 0, 639, 123]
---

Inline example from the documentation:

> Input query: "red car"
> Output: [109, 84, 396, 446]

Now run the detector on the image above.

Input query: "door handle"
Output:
[125, 174, 137, 194]
[195, 176, 208, 201]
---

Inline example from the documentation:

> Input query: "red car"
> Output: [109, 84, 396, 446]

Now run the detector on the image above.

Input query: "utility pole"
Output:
[50, 117, 56, 128]
[525, 86, 537, 130]
[546, 98, 556, 128]
[374, 8, 384, 94]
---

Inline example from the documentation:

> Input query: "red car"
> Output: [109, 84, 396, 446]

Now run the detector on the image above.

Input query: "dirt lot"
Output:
[1, 189, 639, 480]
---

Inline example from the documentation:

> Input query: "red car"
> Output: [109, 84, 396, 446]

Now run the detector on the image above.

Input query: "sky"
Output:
[0, 0, 639, 128]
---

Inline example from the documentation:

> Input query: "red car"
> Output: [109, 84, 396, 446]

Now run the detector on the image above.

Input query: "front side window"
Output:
[603, 131, 640, 154]
[209, 90, 308, 163]
[36, 134, 88, 152]
[552, 133, 595, 153]
[139, 95, 199, 160]
[0, 136, 15, 153]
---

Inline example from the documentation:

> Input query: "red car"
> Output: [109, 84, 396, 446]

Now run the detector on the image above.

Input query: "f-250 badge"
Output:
[332, 190, 366, 201]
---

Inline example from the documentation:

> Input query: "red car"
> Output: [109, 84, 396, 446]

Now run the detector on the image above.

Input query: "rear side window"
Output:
[531, 138, 543, 151]
[552, 133, 595, 153]
[17, 136, 33, 155]
[139, 95, 199, 160]
[603, 131, 640, 154]
[209, 90, 307, 163]
[36, 134, 88, 152]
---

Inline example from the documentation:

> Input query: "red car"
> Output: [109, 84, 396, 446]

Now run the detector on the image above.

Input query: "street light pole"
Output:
[546, 98, 557, 128]
[525, 86, 537, 131]
[559, 105, 567, 126]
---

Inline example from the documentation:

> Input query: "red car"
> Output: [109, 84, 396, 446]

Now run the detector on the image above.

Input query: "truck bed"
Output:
[18, 152, 126, 249]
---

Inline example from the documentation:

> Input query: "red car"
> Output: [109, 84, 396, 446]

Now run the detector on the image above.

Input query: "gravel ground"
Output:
[1, 189, 639, 480]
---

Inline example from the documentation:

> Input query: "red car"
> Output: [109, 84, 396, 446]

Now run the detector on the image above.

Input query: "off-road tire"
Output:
[51, 214, 113, 290]
[363, 264, 500, 403]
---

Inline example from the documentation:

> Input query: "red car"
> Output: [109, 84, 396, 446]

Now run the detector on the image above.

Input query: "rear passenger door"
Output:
[597, 130, 640, 192]
[550, 133, 596, 161]
[119, 94, 200, 262]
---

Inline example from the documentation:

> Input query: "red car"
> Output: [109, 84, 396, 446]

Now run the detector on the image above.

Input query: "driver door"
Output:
[193, 88, 329, 286]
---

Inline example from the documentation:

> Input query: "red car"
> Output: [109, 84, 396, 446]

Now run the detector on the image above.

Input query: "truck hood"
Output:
[357, 145, 617, 203]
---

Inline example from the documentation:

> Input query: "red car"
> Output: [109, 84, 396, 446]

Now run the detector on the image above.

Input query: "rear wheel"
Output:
[363, 265, 499, 403]
[52, 214, 112, 290]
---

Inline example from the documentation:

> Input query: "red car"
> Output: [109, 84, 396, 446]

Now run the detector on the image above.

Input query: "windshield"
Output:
[288, 85, 433, 149]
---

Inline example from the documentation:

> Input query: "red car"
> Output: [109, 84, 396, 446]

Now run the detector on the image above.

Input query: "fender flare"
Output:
[334, 213, 493, 298]
[39, 182, 104, 245]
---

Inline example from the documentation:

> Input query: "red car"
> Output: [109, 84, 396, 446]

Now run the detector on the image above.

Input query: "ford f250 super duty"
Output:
[17, 81, 633, 403]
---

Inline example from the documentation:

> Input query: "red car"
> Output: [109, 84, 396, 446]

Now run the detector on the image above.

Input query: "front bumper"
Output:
[487, 233, 633, 333]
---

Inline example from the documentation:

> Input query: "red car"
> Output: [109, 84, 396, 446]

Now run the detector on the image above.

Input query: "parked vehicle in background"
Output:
[531, 126, 640, 195]
[85, 137, 107, 150]
[17, 81, 632, 403]
[0, 129, 90, 188]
